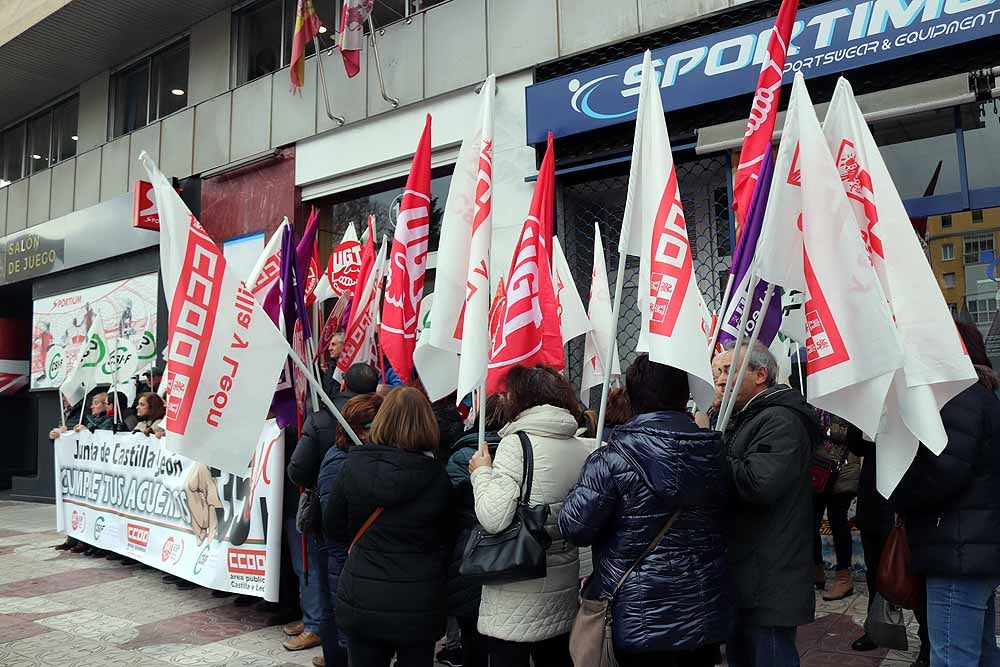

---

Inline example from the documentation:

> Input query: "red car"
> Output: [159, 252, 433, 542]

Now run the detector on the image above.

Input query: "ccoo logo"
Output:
[126, 523, 149, 550]
[227, 548, 266, 576]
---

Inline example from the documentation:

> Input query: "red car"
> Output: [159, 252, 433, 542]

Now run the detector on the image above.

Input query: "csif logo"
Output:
[227, 548, 266, 576]
[47, 348, 65, 382]
[93, 516, 106, 542]
[193, 544, 212, 575]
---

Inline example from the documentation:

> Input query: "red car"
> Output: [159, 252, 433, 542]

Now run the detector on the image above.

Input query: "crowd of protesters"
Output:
[49, 321, 1000, 667]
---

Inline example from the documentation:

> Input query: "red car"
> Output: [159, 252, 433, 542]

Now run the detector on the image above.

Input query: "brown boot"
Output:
[283, 630, 321, 651]
[282, 620, 304, 637]
[823, 569, 854, 601]
[814, 564, 826, 590]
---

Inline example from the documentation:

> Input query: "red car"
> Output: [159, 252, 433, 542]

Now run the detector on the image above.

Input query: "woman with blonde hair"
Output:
[326, 387, 452, 667]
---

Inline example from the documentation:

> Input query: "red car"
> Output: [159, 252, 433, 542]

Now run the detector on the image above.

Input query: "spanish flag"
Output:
[290, 0, 323, 92]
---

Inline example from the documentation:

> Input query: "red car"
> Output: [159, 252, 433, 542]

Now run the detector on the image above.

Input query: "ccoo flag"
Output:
[414, 75, 494, 402]
[623, 51, 715, 410]
[551, 237, 591, 346]
[142, 153, 289, 475]
[823, 78, 976, 495]
[247, 219, 289, 306]
[486, 134, 564, 393]
[753, 73, 903, 438]
[580, 224, 621, 401]
[381, 115, 432, 383]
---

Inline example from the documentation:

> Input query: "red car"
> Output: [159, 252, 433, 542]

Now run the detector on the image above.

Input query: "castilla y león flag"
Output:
[753, 73, 903, 440]
[486, 134, 563, 393]
[142, 153, 289, 475]
[381, 115, 432, 383]
[823, 77, 975, 496]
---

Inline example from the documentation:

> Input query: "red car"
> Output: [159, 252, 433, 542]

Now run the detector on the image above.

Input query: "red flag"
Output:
[305, 236, 322, 307]
[339, 0, 374, 78]
[290, 0, 323, 92]
[486, 137, 563, 393]
[381, 116, 432, 383]
[345, 217, 376, 333]
[732, 0, 798, 238]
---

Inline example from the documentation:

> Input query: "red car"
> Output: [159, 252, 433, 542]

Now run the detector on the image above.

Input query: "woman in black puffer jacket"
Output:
[326, 387, 453, 667]
[559, 355, 734, 666]
[891, 321, 1000, 667]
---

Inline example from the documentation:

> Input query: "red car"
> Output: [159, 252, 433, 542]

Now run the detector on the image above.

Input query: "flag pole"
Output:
[78, 386, 87, 427]
[796, 342, 805, 394]
[286, 341, 364, 448]
[717, 283, 776, 433]
[594, 246, 628, 447]
[477, 382, 487, 447]
[707, 274, 735, 353]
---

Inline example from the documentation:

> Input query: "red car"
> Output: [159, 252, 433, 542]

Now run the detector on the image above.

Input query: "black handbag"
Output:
[460, 432, 551, 584]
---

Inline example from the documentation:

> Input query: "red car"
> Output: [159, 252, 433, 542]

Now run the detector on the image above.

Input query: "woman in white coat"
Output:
[468, 365, 595, 667]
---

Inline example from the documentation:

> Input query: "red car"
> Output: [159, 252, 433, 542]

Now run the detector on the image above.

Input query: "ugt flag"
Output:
[622, 51, 714, 411]
[381, 115, 432, 383]
[486, 134, 563, 394]
[753, 74, 903, 439]
[823, 77, 975, 495]
[142, 153, 289, 475]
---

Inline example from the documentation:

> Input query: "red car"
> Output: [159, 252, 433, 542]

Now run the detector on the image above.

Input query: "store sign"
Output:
[525, 0, 1000, 144]
[3, 232, 65, 282]
[132, 180, 160, 231]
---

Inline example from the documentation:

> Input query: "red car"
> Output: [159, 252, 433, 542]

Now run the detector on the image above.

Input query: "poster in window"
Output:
[31, 274, 159, 390]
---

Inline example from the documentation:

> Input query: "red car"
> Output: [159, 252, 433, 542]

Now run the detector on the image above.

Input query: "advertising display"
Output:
[54, 421, 284, 601]
[31, 274, 158, 390]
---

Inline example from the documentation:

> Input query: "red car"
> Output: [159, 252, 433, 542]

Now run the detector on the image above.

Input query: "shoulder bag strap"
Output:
[348, 507, 383, 554]
[610, 508, 682, 599]
[515, 431, 534, 504]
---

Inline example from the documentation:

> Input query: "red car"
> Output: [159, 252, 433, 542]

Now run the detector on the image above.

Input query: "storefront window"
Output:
[961, 103, 1000, 192]
[872, 108, 961, 200]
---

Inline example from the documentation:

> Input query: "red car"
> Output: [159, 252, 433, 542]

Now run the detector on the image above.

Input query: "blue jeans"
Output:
[284, 516, 329, 634]
[926, 576, 1000, 667]
[727, 620, 800, 667]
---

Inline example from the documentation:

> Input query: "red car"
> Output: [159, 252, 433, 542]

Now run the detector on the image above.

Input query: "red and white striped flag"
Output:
[381, 115, 432, 384]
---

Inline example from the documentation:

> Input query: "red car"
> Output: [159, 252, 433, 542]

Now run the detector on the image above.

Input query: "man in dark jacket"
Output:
[716, 342, 820, 667]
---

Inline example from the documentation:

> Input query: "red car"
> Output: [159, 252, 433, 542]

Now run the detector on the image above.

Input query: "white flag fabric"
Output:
[415, 75, 495, 402]
[580, 223, 621, 401]
[142, 153, 290, 475]
[98, 338, 140, 385]
[551, 238, 591, 345]
[246, 219, 289, 304]
[622, 51, 714, 410]
[754, 73, 903, 438]
[60, 316, 108, 407]
[823, 78, 975, 494]
[335, 237, 388, 382]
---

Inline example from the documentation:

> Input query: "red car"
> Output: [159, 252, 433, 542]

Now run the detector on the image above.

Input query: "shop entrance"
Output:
[0, 280, 34, 491]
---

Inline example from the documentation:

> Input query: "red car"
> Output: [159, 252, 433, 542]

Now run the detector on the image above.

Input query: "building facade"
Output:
[1, 0, 999, 498]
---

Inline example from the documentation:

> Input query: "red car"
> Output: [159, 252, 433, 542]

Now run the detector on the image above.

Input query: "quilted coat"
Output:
[559, 411, 734, 654]
[470, 405, 595, 642]
[891, 367, 1000, 577]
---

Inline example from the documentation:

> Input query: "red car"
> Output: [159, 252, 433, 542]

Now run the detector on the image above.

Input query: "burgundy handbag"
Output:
[876, 519, 924, 610]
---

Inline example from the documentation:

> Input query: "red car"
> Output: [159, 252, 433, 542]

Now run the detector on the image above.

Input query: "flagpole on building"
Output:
[717, 283, 776, 433]
[594, 246, 628, 446]
[715, 275, 757, 431]
[286, 341, 364, 448]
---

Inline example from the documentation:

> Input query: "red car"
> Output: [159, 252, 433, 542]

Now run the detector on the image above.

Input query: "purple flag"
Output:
[719, 144, 783, 347]
[267, 225, 298, 429]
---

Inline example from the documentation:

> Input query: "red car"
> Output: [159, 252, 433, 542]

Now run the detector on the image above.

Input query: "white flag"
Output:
[551, 238, 591, 345]
[580, 223, 621, 401]
[823, 78, 975, 495]
[622, 51, 714, 410]
[415, 75, 495, 402]
[142, 153, 290, 475]
[335, 236, 388, 382]
[60, 316, 108, 407]
[754, 73, 903, 438]
[246, 219, 289, 304]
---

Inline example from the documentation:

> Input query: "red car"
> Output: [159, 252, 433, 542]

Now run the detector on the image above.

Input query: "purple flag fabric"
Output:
[269, 225, 298, 429]
[294, 209, 319, 342]
[719, 144, 783, 347]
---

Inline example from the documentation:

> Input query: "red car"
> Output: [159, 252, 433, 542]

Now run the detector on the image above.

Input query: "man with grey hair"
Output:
[713, 341, 821, 667]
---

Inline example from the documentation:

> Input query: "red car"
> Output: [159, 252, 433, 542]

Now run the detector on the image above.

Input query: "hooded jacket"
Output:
[723, 385, 820, 627]
[891, 366, 1000, 577]
[559, 411, 734, 654]
[470, 404, 596, 642]
[326, 443, 452, 644]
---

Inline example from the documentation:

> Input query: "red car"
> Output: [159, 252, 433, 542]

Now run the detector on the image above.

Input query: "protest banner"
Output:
[32, 274, 158, 390]
[54, 421, 284, 601]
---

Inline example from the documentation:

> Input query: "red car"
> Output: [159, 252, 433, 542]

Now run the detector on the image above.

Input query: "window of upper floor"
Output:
[110, 39, 190, 140]
[0, 95, 78, 187]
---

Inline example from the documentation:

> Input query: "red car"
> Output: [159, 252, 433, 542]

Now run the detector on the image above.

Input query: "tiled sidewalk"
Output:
[0, 499, 993, 666]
